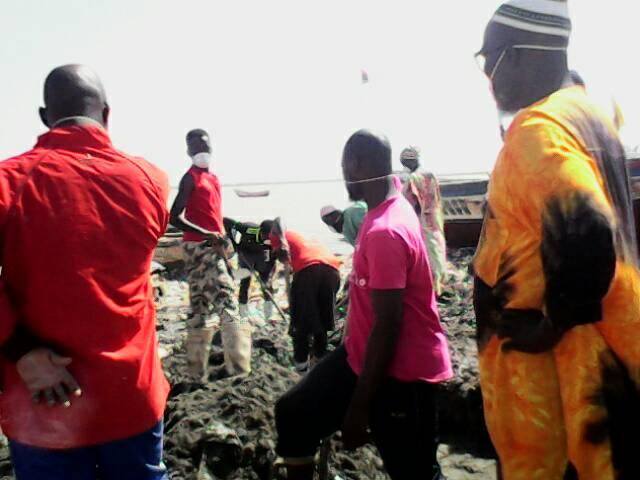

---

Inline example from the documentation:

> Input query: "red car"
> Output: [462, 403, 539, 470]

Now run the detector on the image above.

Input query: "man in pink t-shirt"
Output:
[275, 130, 453, 480]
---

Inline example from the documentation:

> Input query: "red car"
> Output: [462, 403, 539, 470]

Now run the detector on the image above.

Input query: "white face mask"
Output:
[192, 152, 212, 169]
[497, 110, 517, 139]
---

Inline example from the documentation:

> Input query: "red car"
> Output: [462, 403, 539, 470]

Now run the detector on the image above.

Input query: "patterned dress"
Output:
[403, 171, 447, 295]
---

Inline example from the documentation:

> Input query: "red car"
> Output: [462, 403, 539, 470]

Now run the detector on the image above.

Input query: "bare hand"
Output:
[341, 400, 370, 450]
[16, 348, 82, 407]
[497, 309, 564, 353]
[275, 249, 290, 263]
[205, 232, 226, 246]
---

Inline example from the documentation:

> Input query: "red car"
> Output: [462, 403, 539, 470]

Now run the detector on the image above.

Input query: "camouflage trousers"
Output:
[183, 241, 240, 329]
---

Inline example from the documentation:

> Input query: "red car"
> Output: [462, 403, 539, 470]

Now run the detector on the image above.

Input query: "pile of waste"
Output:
[0, 249, 495, 480]
[159, 262, 390, 479]
[158, 250, 494, 479]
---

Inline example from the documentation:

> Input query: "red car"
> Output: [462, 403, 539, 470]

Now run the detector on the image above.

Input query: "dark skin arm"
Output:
[170, 174, 224, 243]
[478, 193, 617, 354]
[342, 289, 404, 449]
[223, 217, 240, 250]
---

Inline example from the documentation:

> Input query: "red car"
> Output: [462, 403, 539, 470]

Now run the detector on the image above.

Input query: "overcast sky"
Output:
[1, 1, 637, 187]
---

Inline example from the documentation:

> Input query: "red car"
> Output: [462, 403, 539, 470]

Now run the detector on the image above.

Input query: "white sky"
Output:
[1, 1, 638, 187]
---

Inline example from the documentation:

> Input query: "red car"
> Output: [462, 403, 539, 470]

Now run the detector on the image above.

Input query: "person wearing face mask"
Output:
[400, 147, 447, 297]
[274, 130, 452, 480]
[320, 202, 367, 247]
[170, 130, 251, 380]
[473, 1, 640, 478]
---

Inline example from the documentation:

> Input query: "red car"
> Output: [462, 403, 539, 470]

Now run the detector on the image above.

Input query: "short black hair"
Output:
[259, 220, 274, 238]
[186, 129, 209, 142]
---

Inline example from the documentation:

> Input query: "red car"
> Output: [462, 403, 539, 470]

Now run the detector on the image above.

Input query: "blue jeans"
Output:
[9, 421, 168, 480]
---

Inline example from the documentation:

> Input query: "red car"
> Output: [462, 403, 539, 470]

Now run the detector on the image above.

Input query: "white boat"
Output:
[234, 189, 270, 198]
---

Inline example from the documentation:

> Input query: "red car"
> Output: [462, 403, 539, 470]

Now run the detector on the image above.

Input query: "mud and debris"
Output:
[158, 251, 496, 479]
[0, 249, 497, 479]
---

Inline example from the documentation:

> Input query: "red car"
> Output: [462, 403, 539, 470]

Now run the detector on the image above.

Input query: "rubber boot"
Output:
[186, 327, 215, 382]
[294, 359, 309, 374]
[220, 312, 252, 375]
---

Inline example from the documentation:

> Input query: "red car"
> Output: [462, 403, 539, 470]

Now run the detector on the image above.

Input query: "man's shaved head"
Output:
[342, 130, 391, 177]
[342, 130, 392, 202]
[40, 64, 109, 128]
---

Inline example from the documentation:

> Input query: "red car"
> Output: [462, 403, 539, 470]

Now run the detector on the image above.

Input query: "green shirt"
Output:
[342, 201, 367, 246]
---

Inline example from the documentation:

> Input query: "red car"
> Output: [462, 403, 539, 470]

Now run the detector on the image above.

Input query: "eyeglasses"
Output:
[475, 44, 567, 80]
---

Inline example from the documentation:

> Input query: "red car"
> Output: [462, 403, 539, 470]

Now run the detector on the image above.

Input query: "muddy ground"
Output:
[0, 249, 497, 479]
[158, 248, 496, 480]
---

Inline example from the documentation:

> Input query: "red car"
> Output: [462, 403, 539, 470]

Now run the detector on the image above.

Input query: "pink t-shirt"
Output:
[345, 194, 453, 383]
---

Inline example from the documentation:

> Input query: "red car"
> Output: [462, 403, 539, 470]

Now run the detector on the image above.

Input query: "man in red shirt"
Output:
[170, 130, 250, 379]
[275, 130, 452, 480]
[260, 220, 341, 373]
[0, 65, 170, 479]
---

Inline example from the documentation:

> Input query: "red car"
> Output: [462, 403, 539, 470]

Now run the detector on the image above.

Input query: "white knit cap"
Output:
[320, 205, 340, 218]
[400, 147, 420, 161]
[492, 0, 571, 38]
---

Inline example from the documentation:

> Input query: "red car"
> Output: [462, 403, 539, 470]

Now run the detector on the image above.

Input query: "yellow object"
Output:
[474, 86, 640, 479]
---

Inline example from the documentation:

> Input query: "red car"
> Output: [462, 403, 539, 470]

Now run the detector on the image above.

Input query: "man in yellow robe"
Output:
[473, 1, 640, 479]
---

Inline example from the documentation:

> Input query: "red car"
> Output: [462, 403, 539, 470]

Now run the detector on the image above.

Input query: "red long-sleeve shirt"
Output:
[0, 124, 170, 449]
[271, 231, 341, 274]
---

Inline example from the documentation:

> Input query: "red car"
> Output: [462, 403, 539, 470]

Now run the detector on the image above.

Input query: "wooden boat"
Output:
[440, 174, 489, 249]
[234, 189, 270, 198]
[153, 228, 184, 265]
[438, 152, 640, 250]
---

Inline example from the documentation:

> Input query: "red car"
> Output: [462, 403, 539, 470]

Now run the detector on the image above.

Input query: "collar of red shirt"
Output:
[35, 124, 112, 152]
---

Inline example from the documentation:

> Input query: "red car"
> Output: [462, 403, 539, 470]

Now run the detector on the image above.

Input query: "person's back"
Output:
[280, 231, 341, 274]
[265, 225, 341, 371]
[224, 217, 264, 255]
[0, 65, 170, 479]
[0, 122, 169, 449]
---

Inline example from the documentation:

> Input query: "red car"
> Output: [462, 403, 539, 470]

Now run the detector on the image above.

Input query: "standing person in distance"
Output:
[170, 130, 251, 379]
[400, 146, 447, 297]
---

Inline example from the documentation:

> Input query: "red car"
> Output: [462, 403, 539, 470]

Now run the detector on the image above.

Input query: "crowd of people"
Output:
[0, 0, 638, 479]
